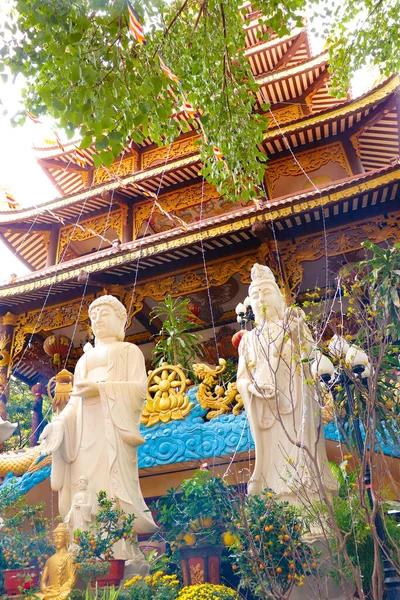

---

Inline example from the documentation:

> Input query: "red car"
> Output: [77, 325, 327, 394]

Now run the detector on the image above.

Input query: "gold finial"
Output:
[1, 313, 17, 326]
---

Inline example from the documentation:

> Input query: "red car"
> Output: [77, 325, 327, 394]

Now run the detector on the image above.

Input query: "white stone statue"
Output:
[40, 295, 157, 566]
[0, 416, 18, 442]
[236, 264, 336, 504]
[64, 475, 94, 538]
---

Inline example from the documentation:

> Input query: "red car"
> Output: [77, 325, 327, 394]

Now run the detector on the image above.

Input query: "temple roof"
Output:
[245, 28, 310, 76]
[262, 75, 400, 168]
[31, 40, 338, 197]
[0, 75, 397, 240]
[1, 164, 399, 310]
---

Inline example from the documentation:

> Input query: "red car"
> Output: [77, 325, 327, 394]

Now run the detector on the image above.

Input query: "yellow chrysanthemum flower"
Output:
[177, 583, 238, 600]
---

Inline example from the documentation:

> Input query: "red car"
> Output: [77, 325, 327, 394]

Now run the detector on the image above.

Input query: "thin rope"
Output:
[125, 141, 174, 326]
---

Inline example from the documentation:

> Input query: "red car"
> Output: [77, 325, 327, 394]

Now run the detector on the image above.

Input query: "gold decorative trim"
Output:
[268, 105, 304, 126]
[257, 51, 329, 85]
[305, 87, 318, 110]
[0, 333, 11, 368]
[264, 75, 399, 141]
[142, 136, 200, 170]
[279, 212, 400, 297]
[350, 129, 364, 158]
[1, 313, 17, 326]
[57, 209, 124, 262]
[1, 170, 400, 298]
[42, 231, 50, 252]
[265, 142, 352, 196]
[81, 155, 138, 186]
[133, 182, 221, 238]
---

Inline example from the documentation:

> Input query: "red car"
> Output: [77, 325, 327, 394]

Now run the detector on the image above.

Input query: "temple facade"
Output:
[0, 9, 399, 502]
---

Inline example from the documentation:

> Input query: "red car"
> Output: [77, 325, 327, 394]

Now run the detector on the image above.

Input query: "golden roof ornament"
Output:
[47, 369, 74, 414]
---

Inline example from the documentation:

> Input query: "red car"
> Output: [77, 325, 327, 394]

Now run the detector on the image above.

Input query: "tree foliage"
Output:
[3, 0, 398, 200]
[151, 295, 204, 372]
[310, 0, 400, 97]
[5, 377, 51, 449]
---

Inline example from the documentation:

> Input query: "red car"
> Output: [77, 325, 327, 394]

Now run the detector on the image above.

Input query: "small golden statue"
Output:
[38, 523, 76, 600]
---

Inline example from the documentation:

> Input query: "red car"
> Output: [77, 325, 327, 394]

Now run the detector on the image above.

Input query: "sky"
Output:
[0, 78, 59, 280]
[0, 24, 378, 283]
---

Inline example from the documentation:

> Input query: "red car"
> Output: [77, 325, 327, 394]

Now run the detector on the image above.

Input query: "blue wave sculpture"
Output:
[1, 386, 399, 501]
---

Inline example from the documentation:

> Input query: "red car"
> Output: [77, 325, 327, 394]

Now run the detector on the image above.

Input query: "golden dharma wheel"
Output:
[142, 363, 193, 427]
[148, 363, 190, 398]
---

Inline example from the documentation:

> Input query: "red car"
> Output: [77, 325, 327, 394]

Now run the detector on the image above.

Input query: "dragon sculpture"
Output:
[193, 358, 243, 419]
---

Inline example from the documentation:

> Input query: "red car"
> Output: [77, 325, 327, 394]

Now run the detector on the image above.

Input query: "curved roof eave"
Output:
[1, 163, 399, 300]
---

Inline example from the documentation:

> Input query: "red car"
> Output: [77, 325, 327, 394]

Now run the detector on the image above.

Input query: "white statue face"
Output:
[77, 478, 87, 490]
[90, 304, 123, 341]
[250, 283, 284, 322]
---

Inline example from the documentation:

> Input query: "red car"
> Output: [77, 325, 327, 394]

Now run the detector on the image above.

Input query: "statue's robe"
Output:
[38, 552, 76, 600]
[51, 342, 156, 542]
[237, 312, 337, 502]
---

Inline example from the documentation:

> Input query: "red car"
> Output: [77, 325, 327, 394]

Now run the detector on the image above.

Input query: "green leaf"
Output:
[92, 153, 103, 168]
[52, 98, 66, 111]
[80, 136, 93, 149]
[100, 150, 114, 167]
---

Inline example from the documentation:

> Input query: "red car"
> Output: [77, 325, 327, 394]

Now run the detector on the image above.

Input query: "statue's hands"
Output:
[70, 381, 100, 399]
[248, 382, 275, 400]
[39, 421, 64, 455]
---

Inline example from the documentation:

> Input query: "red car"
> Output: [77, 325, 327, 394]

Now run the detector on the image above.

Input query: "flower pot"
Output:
[180, 544, 223, 587]
[4, 568, 40, 596]
[91, 559, 125, 588]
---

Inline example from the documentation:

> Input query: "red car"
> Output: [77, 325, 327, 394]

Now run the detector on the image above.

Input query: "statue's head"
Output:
[53, 523, 69, 550]
[77, 475, 88, 490]
[249, 264, 286, 321]
[88, 295, 127, 343]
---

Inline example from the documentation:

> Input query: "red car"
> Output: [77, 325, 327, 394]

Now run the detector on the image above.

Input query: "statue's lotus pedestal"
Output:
[180, 544, 223, 587]
[4, 568, 40, 596]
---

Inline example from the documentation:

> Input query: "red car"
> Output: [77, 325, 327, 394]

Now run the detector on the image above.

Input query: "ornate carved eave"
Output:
[1, 164, 399, 303]
[263, 74, 399, 143]
[0, 154, 201, 225]
[1, 77, 397, 234]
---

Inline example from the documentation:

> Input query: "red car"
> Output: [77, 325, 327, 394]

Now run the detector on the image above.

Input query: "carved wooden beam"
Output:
[135, 301, 162, 336]
[269, 30, 307, 72]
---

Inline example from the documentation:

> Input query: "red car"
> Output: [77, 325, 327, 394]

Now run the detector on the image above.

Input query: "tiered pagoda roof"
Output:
[1, 162, 399, 311]
[0, 73, 398, 277]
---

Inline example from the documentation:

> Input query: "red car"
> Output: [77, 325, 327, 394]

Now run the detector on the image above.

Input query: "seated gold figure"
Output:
[38, 523, 76, 600]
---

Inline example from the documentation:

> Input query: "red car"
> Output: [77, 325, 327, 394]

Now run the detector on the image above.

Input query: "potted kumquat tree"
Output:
[74, 490, 137, 588]
[0, 497, 54, 596]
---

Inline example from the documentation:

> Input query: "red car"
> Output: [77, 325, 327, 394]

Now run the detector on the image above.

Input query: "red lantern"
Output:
[43, 335, 71, 368]
[232, 330, 245, 349]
